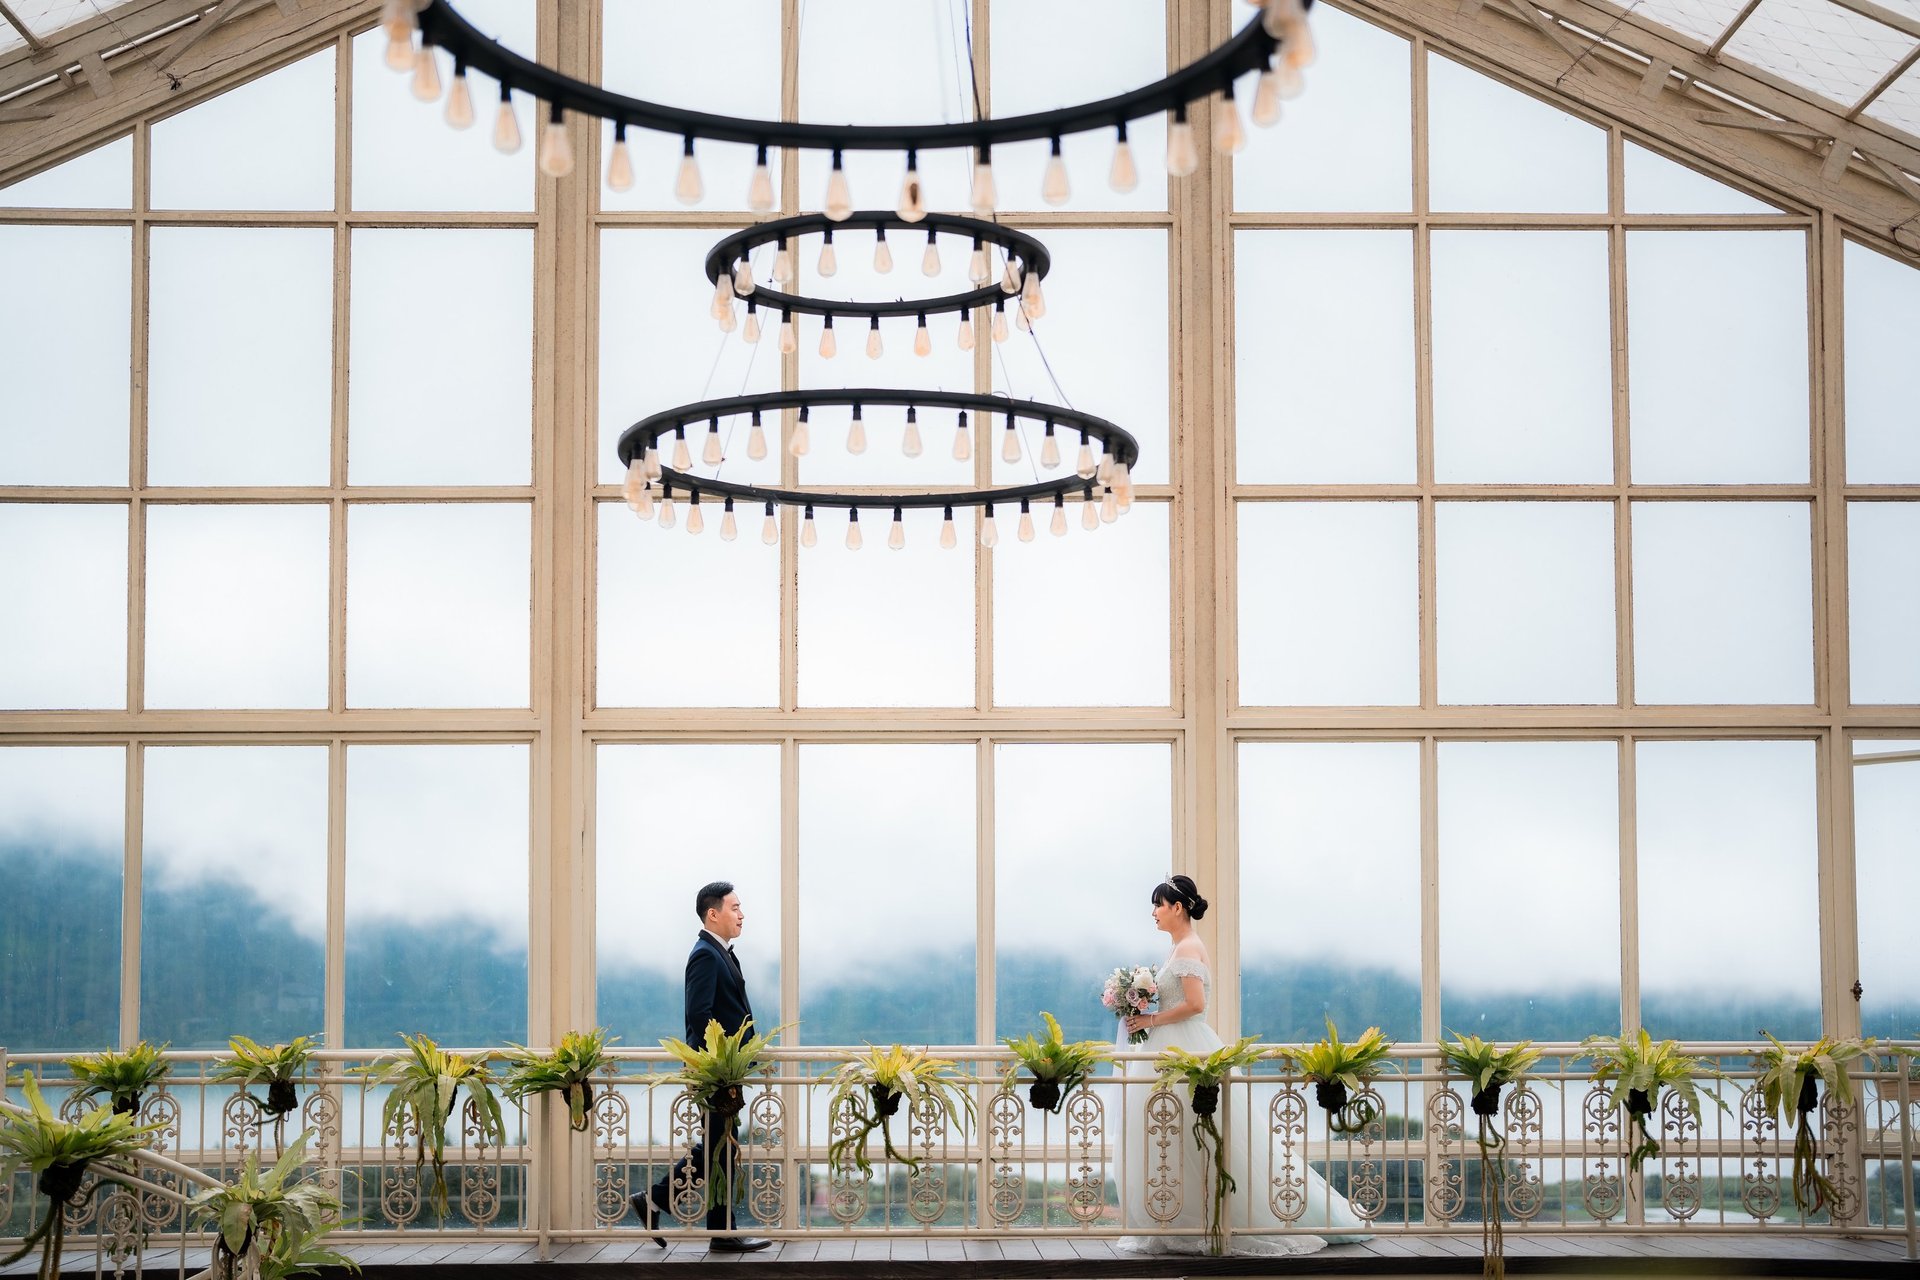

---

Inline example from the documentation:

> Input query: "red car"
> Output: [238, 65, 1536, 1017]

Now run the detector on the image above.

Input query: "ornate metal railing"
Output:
[3, 1043, 1915, 1267]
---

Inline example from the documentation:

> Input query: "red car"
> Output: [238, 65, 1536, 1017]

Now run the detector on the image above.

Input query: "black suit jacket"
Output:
[684, 931, 754, 1046]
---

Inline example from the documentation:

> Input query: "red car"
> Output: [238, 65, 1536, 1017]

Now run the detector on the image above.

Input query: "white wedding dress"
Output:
[1115, 955, 1368, 1256]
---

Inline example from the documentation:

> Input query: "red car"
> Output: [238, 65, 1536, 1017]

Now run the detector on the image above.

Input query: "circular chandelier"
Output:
[702, 211, 1052, 355]
[380, 0, 1318, 209]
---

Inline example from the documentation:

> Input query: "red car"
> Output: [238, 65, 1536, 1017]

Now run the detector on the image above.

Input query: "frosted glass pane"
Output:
[1428, 55, 1605, 213]
[596, 501, 779, 707]
[1853, 755, 1920, 1040]
[601, 1, 781, 213]
[993, 229, 1169, 484]
[1844, 240, 1920, 483]
[1238, 502, 1418, 706]
[145, 504, 330, 709]
[1239, 742, 1421, 1042]
[596, 744, 782, 1045]
[1627, 230, 1809, 483]
[346, 743, 528, 1046]
[350, 0, 535, 211]
[349, 229, 532, 484]
[994, 502, 1169, 707]
[597, 229, 781, 486]
[991, 0, 1167, 213]
[799, 743, 974, 1044]
[0, 225, 130, 485]
[1623, 141, 1775, 215]
[797, 0, 973, 215]
[1437, 502, 1616, 705]
[151, 52, 334, 211]
[0, 504, 126, 710]
[798, 506, 974, 707]
[1636, 740, 1819, 1040]
[347, 503, 530, 708]
[1234, 6, 1411, 213]
[142, 746, 328, 1047]
[1632, 502, 1812, 704]
[148, 228, 333, 486]
[1847, 501, 1920, 704]
[1432, 231, 1612, 483]
[1439, 741, 1620, 1039]
[995, 743, 1172, 1042]
[0, 135, 131, 207]
[1235, 230, 1414, 483]
[0, 746, 123, 1050]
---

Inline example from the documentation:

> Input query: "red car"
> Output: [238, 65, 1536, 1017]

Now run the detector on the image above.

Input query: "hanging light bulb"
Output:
[747, 144, 775, 212]
[1015, 306, 1032, 333]
[773, 238, 794, 284]
[720, 497, 738, 541]
[1113, 460, 1134, 511]
[979, 504, 1000, 548]
[865, 317, 883, 360]
[1018, 499, 1036, 542]
[1097, 448, 1115, 485]
[971, 145, 997, 216]
[1002, 256, 1023, 296]
[817, 231, 838, 278]
[940, 505, 958, 549]
[733, 257, 754, 295]
[1252, 64, 1283, 127]
[846, 405, 867, 454]
[991, 302, 1009, 344]
[845, 507, 863, 550]
[674, 135, 703, 205]
[1101, 487, 1119, 522]
[818, 316, 837, 359]
[657, 485, 677, 528]
[710, 272, 734, 323]
[1041, 422, 1061, 469]
[761, 501, 779, 545]
[790, 406, 811, 457]
[607, 123, 635, 189]
[703, 419, 724, 466]
[1042, 137, 1071, 205]
[825, 149, 853, 221]
[1276, 54, 1306, 100]
[538, 103, 572, 176]
[622, 458, 646, 507]
[1021, 270, 1046, 320]
[384, 17, 415, 70]
[747, 412, 768, 460]
[445, 65, 475, 128]
[1261, 0, 1305, 37]
[958, 311, 976, 351]
[742, 304, 762, 344]
[1214, 86, 1247, 155]
[952, 411, 971, 461]
[410, 46, 442, 102]
[1001, 414, 1021, 463]
[1082, 487, 1101, 530]
[968, 238, 990, 286]
[1050, 493, 1068, 536]
[671, 427, 692, 472]
[1110, 122, 1139, 193]
[921, 229, 941, 278]
[1282, 12, 1316, 69]
[685, 492, 705, 535]
[719, 305, 737, 335]
[643, 443, 662, 480]
[913, 314, 931, 357]
[870, 228, 894, 272]
[492, 86, 522, 155]
[888, 506, 906, 550]
[902, 407, 923, 458]
[897, 149, 926, 222]
[381, 0, 414, 55]
[778, 310, 797, 354]
[1076, 432, 1096, 478]
[1166, 106, 1199, 176]
[633, 480, 656, 520]
[800, 504, 818, 547]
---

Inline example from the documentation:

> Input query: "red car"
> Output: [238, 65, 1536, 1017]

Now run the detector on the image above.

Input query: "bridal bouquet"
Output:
[1101, 965, 1159, 1045]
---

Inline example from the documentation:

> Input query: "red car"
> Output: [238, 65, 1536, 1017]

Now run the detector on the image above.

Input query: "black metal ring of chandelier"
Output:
[704, 211, 1052, 325]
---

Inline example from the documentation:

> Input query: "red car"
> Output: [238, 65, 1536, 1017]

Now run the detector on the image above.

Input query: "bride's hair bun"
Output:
[1153, 874, 1209, 920]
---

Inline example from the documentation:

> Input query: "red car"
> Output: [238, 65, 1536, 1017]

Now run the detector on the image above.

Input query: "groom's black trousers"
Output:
[647, 1106, 744, 1232]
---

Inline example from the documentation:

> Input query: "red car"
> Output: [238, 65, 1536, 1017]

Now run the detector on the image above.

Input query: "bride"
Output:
[1114, 875, 1368, 1256]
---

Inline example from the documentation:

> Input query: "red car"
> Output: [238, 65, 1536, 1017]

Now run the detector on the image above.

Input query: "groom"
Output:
[629, 881, 771, 1253]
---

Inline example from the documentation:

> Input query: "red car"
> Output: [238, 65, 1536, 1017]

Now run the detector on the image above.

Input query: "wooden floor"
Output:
[10, 1233, 1915, 1279]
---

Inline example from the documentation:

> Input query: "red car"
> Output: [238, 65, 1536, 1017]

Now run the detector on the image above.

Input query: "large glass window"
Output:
[0, 504, 127, 711]
[1853, 742, 1920, 1041]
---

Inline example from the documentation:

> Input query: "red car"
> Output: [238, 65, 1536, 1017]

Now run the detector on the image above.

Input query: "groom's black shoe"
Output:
[627, 1193, 666, 1248]
[708, 1237, 772, 1253]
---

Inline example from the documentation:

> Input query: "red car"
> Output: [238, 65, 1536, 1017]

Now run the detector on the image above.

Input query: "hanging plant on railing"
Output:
[1153, 1035, 1266, 1257]
[657, 1019, 783, 1208]
[353, 1034, 505, 1216]
[1438, 1033, 1542, 1280]
[1, 1074, 163, 1280]
[186, 1131, 360, 1280]
[823, 1045, 975, 1180]
[66, 1041, 172, 1116]
[1295, 1019, 1393, 1134]
[1582, 1029, 1724, 1181]
[1751, 1032, 1876, 1216]
[1001, 1012, 1111, 1114]
[504, 1028, 618, 1134]
[210, 1036, 320, 1152]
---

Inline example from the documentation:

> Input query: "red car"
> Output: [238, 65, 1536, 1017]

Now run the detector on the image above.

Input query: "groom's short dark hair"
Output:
[695, 880, 734, 923]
